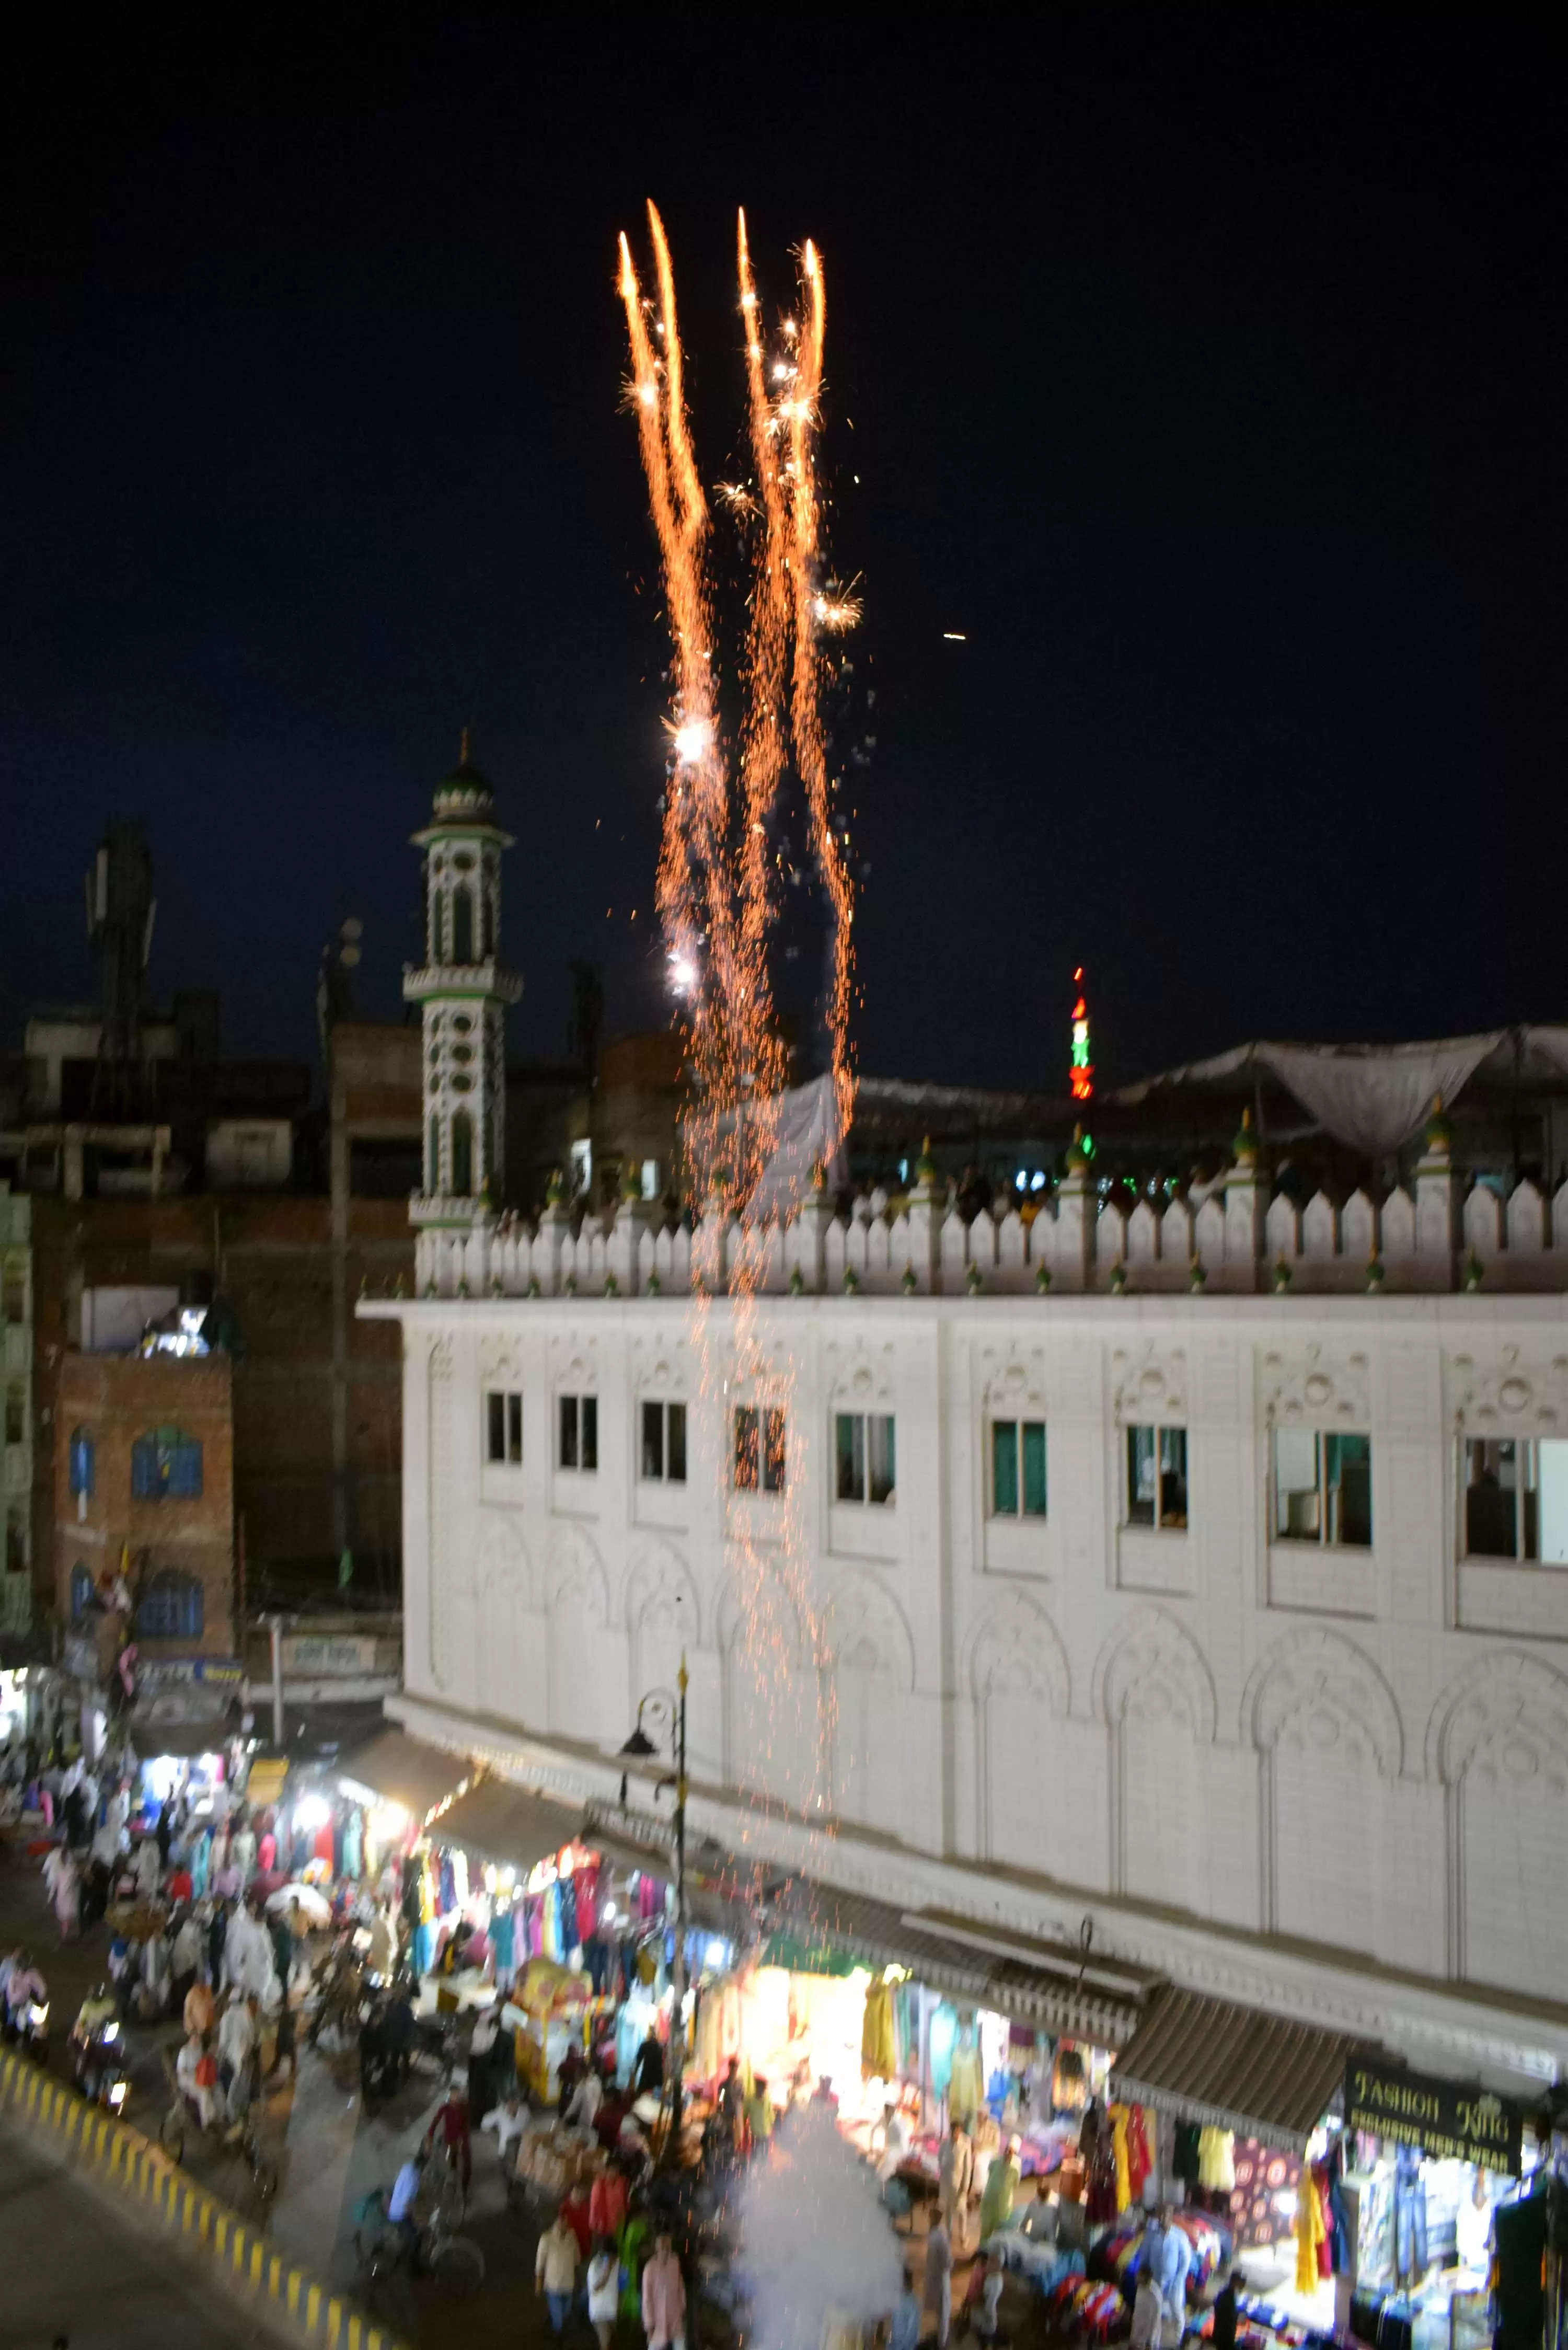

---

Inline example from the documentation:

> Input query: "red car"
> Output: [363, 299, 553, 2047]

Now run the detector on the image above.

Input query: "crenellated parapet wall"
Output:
[405, 1150, 1568, 1303]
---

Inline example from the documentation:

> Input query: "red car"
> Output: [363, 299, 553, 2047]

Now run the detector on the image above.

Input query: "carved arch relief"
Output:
[1427, 1652, 1568, 2001]
[544, 1523, 615, 1752]
[1097, 1610, 1219, 1910]
[967, 1594, 1078, 1885]
[625, 1538, 701, 1765]
[1246, 1630, 1403, 1961]
[821, 1573, 916, 1842]
[719, 1566, 823, 1816]
[474, 1512, 534, 1727]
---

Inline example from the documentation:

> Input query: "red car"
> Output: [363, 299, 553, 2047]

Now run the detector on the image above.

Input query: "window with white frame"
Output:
[990, 1419, 1046, 1518]
[836, 1412, 896, 1506]
[485, 1390, 523, 1466]
[1271, 1427, 1371, 1547]
[559, 1393, 597, 1472]
[734, 1404, 786, 1494]
[1462, 1436, 1568, 1564]
[641, 1400, 687, 1484]
[1125, 1423, 1187, 1529]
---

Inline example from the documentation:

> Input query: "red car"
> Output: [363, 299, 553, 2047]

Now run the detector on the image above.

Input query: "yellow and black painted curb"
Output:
[0, 2047, 408, 2350]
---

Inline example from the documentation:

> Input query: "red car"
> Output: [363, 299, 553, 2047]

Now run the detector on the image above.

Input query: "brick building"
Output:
[55, 1347, 236, 1662]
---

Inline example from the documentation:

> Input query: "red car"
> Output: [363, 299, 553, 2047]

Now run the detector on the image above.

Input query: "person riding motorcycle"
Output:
[71, 1983, 126, 2108]
[3, 1951, 48, 2047]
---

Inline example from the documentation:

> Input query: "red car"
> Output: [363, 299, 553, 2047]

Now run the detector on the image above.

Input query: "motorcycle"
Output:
[71, 2011, 130, 2116]
[4, 1992, 50, 2065]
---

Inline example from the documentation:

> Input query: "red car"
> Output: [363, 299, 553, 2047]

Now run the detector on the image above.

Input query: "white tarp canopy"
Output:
[1110, 1026, 1568, 1158]
[705, 1074, 849, 1223]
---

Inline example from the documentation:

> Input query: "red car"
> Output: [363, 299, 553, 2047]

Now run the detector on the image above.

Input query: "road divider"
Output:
[0, 2046, 407, 2350]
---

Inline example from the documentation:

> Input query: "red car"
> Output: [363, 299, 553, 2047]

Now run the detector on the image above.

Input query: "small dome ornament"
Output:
[545, 1167, 566, 1208]
[901, 1263, 919, 1294]
[915, 1135, 937, 1188]
[1232, 1105, 1259, 1166]
[1065, 1123, 1090, 1176]
[1425, 1093, 1452, 1154]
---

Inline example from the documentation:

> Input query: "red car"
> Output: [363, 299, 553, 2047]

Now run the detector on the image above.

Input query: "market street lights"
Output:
[620, 1654, 688, 2152]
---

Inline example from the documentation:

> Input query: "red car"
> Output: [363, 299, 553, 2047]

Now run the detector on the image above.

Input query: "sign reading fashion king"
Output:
[1344, 2056, 1523, 2176]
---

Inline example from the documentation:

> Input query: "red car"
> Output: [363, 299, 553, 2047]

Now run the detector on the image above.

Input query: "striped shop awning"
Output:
[778, 1886, 1154, 2047]
[433, 1776, 584, 1874]
[337, 1726, 469, 1825]
[1110, 1985, 1350, 2151]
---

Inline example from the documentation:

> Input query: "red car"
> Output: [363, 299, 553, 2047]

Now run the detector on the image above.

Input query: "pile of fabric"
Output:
[1046, 2275, 1133, 2340]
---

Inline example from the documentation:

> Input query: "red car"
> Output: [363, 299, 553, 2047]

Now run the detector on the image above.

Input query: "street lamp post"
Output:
[620, 1653, 689, 2157]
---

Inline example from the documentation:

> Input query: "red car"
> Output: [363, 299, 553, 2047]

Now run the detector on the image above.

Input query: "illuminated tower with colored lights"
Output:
[405, 734, 522, 1229]
[1070, 968, 1094, 1105]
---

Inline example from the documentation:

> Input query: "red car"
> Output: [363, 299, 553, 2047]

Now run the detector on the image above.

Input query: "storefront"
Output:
[1338, 2054, 1532, 2350]
[1109, 1990, 1553, 2350]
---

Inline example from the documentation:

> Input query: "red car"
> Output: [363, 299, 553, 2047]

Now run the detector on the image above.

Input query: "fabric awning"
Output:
[1110, 1985, 1350, 2151]
[337, 1727, 469, 1825]
[243, 1756, 290, 1806]
[775, 1886, 1153, 2047]
[129, 1718, 235, 1758]
[434, 1776, 583, 1873]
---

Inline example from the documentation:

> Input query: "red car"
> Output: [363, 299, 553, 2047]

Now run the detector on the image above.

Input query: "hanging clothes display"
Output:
[1391, 2146, 1427, 2284]
[1198, 2127, 1237, 2194]
[948, 2025, 984, 2128]
[1053, 2046, 1087, 2112]
[1125, 2105, 1152, 2204]
[861, 1977, 896, 2080]
[1108, 2105, 1133, 2214]
[342, 1809, 363, 1882]
[1295, 2162, 1327, 2294]
[1173, 2119, 1204, 2188]
[927, 2002, 958, 2100]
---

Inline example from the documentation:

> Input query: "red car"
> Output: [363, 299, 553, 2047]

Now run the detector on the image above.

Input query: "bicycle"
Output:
[159, 2050, 279, 2215]
[354, 2185, 485, 2296]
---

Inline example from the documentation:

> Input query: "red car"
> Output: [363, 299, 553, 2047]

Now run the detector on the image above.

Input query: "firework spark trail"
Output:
[736, 207, 793, 1081]
[784, 242, 857, 1155]
[617, 232, 704, 1028]
[618, 208, 857, 1831]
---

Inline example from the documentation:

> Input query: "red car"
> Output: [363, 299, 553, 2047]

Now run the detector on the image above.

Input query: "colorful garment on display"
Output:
[1125, 2105, 1152, 2203]
[1173, 2121, 1204, 2186]
[949, 2033, 984, 2128]
[1295, 2162, 1327, 2294]
[928, 2002, 958, 2099]
[862, 1977, 896, 2080]
[1199, 2128, 1237, 2193]
[1109, 2105, 1134, 2213]
[491, 1905, 516, 1979]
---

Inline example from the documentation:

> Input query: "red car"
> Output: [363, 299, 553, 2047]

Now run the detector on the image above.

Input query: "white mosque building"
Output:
[363, 751, 1568, 2106]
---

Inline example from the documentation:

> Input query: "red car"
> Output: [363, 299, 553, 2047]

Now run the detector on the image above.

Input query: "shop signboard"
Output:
[1344, 2054, 1523, 2175]
[136, 1656, 243, 1692]
[281, 1633, 378, 1677]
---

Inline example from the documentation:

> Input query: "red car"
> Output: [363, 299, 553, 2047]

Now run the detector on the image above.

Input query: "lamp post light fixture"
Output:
[619, 1655, 689, 2154]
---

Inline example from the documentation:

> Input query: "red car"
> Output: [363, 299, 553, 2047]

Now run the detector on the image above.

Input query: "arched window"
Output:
[68, 1426, 95, 1499]
[451, 1110, 474, 1197]
[427, 1114, 441, 1194]
[131, 1424, 203, 1501]
[136, 1570, 204, 1641]
[452, 884, 474, 966]
[70, 1563, 95, 1623]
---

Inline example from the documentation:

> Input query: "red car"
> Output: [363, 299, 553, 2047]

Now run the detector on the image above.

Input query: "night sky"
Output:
[4, 13, 1565, 1092]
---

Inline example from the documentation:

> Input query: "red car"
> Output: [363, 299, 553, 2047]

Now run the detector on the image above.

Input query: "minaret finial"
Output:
[460, 724, 470, 766]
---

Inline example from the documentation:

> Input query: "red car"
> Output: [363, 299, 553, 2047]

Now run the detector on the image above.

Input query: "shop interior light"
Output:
[291, 1792, 332, 1833]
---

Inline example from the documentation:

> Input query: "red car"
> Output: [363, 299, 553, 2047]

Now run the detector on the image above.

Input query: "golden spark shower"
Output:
[617, 202, 857, 1211]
